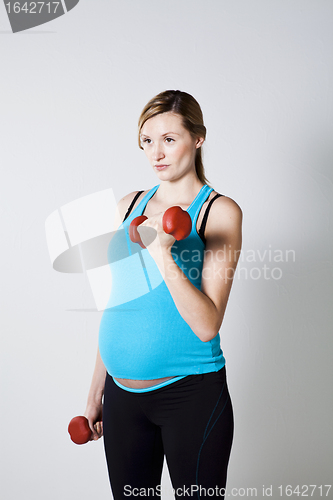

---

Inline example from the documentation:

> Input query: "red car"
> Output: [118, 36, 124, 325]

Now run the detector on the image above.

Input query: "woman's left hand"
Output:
[137, 212, 175, 260]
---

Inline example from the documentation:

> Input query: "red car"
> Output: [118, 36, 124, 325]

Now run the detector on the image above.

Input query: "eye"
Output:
[165, 137, 174, 143]
[142, 138, 151, 144]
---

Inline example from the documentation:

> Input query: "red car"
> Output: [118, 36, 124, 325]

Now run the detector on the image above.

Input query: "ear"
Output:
[195, 136, 205, 149]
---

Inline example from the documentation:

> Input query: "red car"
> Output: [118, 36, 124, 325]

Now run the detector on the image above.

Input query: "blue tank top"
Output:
[98, 184, 226, 385]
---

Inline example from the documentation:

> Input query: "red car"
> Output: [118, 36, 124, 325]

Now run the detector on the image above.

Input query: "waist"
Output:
[112, 375, 188, 393]
[114, 376, 174, 389]
[108, 366, 227, 394]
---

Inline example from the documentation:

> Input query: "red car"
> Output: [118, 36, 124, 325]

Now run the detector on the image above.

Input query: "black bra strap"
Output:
[198, 193, 224, 245]
[122, 191, 144, 222]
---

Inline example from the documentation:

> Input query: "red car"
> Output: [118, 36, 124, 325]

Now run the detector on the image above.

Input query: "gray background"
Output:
[1, 1, 332, 499]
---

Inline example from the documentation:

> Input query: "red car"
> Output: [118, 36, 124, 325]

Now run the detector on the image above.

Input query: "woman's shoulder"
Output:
[205, 191, 243, 234]
[114, 189, 149, 229]
[118, 189, 146, 207]
[210, 191, 242, 216]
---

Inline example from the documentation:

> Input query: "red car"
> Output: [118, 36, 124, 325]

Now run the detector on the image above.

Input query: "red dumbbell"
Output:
[129, 215, 148, 249]
[68, 415, 92, 445]
[162, 207, 192, 241]
[129, 207, 191, 248]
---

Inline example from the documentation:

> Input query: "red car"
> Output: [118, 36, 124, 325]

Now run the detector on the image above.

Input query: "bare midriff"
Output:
[114, 376, 174, 389]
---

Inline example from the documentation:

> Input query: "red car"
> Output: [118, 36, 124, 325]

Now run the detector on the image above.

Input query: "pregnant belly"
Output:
[98, 281, 213, 379]
[98, 304, 183, 379]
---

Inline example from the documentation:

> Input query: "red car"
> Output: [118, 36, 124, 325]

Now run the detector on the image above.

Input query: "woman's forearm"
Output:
[156, 249, 220, 342]
[86, 347, 107, 405]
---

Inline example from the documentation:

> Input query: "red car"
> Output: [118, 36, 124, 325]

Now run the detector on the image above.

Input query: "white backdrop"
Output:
[1, 1, 332, 499]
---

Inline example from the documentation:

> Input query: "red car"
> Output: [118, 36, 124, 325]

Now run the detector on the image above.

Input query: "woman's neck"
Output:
[155, 177, 205, 206]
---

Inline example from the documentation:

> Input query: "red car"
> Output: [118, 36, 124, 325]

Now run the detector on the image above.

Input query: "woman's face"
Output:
[140, 112, 204, 181]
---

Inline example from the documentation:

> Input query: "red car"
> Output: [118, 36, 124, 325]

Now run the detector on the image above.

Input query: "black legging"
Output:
[102, 367, 234, 499]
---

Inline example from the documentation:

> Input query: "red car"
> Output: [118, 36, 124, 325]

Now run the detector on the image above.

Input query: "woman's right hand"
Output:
[84, 402, 103, 441]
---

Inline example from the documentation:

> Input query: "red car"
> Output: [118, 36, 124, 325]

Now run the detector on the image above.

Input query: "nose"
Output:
[152, 143, 165, 162]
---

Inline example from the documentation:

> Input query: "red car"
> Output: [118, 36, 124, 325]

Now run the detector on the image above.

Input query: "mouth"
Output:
[154, 164, 169, 170]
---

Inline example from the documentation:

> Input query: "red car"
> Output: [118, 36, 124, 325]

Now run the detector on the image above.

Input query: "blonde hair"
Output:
[138, 90, 211, 186]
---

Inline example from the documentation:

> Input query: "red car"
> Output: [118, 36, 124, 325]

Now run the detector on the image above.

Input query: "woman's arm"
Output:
[86, 347, 107, 406]
[140, 196, 242, 342]
[83, 190, 146, 438]
[84, 347, 106, 440]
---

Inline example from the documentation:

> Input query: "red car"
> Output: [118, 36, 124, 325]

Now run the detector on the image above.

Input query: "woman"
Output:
[84, 90, 242, 499]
